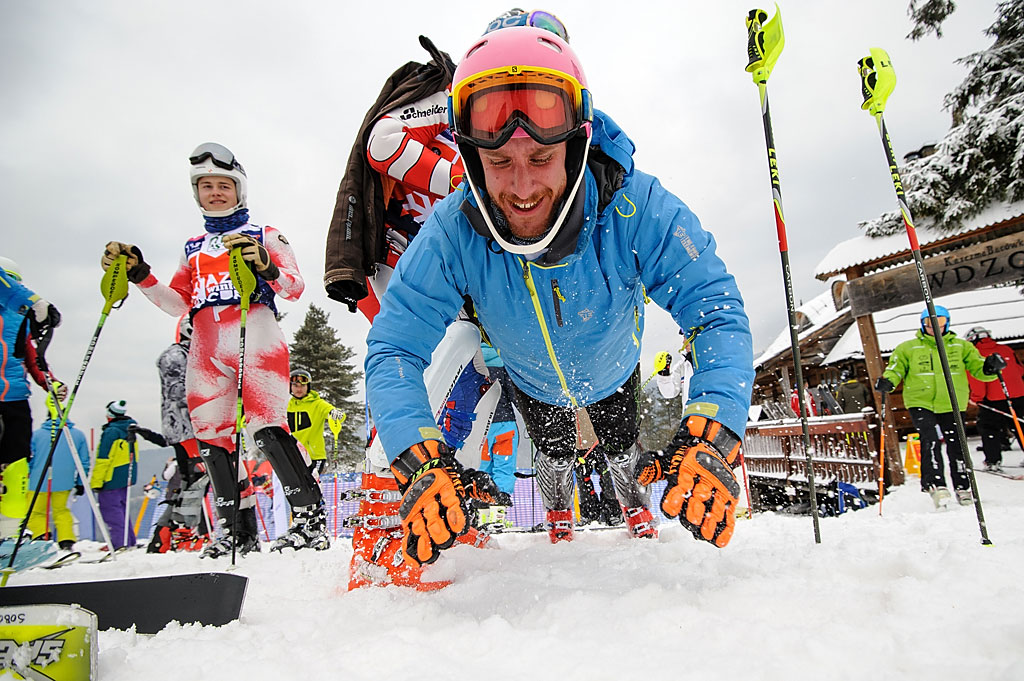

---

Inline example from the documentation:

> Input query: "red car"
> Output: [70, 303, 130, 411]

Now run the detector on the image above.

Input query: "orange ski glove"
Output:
[637, 415, 742, 548]
[390, 440, 468, 567]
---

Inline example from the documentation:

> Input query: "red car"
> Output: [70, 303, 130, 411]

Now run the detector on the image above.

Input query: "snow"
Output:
[754, 288, 847, 367]
[813, 200, 1024, 280]
[6, 448, 1024, 681]
[821, 286, 1024, 364]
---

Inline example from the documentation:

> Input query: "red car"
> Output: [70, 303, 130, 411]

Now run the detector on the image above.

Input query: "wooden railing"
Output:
[743, 413, 883, 511]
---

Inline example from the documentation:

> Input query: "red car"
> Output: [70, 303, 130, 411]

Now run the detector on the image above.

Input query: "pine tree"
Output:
[289, 304, 365, 470]
[861, 0, 1024, 236]
[637, 384, 682, 451]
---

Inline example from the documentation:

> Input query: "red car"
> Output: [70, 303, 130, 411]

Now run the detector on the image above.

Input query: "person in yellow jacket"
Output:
[272, 369, 344, 541]
[90, 400, 164, 549]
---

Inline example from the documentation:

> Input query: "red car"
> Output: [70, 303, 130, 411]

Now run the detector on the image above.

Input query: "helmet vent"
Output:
[536, 35, 563, 54]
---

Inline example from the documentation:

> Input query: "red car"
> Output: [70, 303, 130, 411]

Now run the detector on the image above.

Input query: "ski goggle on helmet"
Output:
[450, 28, 592, 151]
[290, 369, 312, 385]
[484, 9, 569, 43]
[189, 142, 247, 218]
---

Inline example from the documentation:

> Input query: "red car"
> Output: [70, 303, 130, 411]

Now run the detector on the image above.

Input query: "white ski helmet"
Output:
[0, 256, 22, 281]
[189, 142, 247, 217]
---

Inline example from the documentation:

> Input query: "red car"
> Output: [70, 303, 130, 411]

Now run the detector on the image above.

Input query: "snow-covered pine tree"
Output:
[860, 0, 1024, 236]
[637, 383, 682, 451]
[289, 303, 364, 469]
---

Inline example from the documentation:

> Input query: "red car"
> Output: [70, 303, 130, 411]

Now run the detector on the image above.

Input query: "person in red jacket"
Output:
[789, 386, 818, 418]
[966, 327, 1024, 472]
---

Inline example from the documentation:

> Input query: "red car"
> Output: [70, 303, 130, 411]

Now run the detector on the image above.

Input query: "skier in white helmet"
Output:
[100, 143, 328, 556]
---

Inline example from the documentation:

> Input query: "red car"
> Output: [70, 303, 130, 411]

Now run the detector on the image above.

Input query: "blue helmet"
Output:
[921, 305, 950, 334]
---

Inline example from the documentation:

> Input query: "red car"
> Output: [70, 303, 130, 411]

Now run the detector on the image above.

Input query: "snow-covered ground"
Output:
[8, 456, 1024, 681]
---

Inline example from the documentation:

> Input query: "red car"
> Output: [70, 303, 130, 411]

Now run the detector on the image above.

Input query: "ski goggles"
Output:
[290, 373, 311, 385]
[451, 66, 591, 149]
[189, 142, 242, 172]
[484, 10, 569, 42]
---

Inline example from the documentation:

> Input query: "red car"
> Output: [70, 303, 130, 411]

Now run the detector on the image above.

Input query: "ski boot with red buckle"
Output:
[546, 509, 575, 544]
[623, 506, 658, 539]
[347, 472, 451, 592]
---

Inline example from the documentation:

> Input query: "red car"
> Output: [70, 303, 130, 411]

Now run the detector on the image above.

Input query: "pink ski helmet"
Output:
[450, 26, 593, 254]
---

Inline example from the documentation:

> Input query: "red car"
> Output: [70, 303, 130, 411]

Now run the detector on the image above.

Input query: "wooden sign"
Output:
[846, 230, 1024, 317]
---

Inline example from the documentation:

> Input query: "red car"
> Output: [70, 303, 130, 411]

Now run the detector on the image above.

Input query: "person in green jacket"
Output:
[875, 306, 1004, 508]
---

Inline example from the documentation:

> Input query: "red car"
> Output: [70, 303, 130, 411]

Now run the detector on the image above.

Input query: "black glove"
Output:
[874, 376, 895, 394]
[325, 279, 367, 314]
[74, 484, 85, 497]
[29, 299, 61, 339]
[127, 424, 167, 447]
[102, 242, 150, 284]
[458, 467, 505, 505]
[983, 353, 1007, 375]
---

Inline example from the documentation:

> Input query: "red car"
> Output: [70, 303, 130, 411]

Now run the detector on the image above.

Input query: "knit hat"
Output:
[106, 400, 128, 419]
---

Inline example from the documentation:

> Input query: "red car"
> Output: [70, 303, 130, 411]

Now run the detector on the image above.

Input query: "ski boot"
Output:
[535, 450, 576, 544]
[201, 507, 261, 558]
[172, 526, 208, 552]
[347, 472, 450, 591]
[271, 502, 330, 552]
[546, 510, 575, 543]
[955, 489, 974, 506]
[622, 506, 658, 539]
[928, 486, 952, 510]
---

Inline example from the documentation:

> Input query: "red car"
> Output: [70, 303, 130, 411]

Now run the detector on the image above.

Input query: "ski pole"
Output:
[228, 247, 257, 566]
[134, 474, 158, 536]
[745, 6, 821, 543]
[858, 48, 991, 545]
[124, 436, 137, 548]
[994, 371, 1024, 452]
[878, 392, 887, 516]
[43, 378, 116, 555]
[4, 255, 129, 574]
[977, 401, 1024, 428]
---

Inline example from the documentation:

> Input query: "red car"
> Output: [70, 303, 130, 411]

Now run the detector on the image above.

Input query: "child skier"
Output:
[100, 142, 328, 556]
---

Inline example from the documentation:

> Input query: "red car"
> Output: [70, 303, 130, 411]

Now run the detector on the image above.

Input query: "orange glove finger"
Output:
[700, 489, 727, 542]
[685, 478, 714, 528]
[661, 478, 690, 517]
[713, 515, 735, 548]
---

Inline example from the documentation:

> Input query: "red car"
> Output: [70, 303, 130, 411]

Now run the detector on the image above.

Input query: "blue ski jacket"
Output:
[29, 419, 90, 492]
[0, 270, 40, 402]
[366, 110, 754, 461]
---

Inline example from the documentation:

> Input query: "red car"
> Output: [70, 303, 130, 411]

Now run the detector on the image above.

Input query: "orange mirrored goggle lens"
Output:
[455, 70, 582, 148]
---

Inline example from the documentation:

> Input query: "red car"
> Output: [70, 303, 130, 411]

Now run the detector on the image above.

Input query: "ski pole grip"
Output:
[229, 248, 257, 312]
[100, 254, 130, 315]
[745, 4, 784, 84]
[858, 47, 896, 115]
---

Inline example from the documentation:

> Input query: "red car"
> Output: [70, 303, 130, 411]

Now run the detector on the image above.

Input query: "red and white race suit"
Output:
[137, 224, 304, 451]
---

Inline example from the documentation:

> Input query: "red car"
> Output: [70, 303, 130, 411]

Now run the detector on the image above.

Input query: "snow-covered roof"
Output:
[820, 286, 1024, 364]
[813, 201, 1024, 280]
[753, 288, 847, 366]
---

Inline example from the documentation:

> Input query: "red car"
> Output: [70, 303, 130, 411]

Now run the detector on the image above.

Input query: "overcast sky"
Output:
[0, 1, 997, 438]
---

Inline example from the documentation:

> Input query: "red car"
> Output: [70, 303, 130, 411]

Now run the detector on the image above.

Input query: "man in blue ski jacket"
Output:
[1, 257, 61, 538]
[365, 26, 754, 566]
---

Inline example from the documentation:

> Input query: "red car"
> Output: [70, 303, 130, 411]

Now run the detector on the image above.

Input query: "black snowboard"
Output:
[0, 571, 247, 634]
